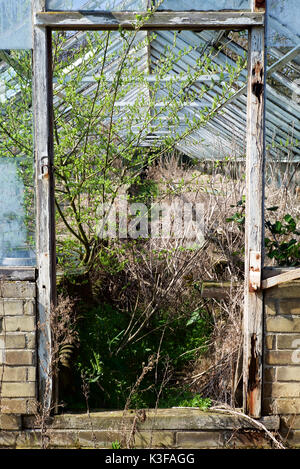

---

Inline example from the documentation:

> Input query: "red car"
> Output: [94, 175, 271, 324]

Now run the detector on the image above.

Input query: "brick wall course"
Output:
[264, 279, 300, 447]
[0, 279, 37, 416]
[1, 276, 300, 448]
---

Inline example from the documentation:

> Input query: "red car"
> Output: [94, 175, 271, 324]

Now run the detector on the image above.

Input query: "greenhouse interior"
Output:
[0, 0, 300, 450]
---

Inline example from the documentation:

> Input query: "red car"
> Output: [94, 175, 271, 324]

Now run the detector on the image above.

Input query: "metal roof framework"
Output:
[1, 28, 299, 161]
[148, 29, 300, 161]
[1, 2, 299, 164]
[38, 8, 300, 162]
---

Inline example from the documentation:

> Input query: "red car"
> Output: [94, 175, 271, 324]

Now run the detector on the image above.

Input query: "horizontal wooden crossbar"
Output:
[262, 267, 300, 290]
[35, 11, 264, 30]
[198, 268, 300, 297]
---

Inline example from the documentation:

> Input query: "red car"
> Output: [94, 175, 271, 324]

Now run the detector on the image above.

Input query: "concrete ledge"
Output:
[0, 281, 36, 299]
[0, 410, 283, 449]
[0, 268, 37, 282]
[0, 429, 275, 449]
[23, 409, 280, 432]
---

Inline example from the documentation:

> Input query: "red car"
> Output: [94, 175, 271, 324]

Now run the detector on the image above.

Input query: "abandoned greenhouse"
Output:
[0, 0, 300, 450]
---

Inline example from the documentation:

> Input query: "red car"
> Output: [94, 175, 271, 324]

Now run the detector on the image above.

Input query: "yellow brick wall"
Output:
[0, 281, 37, 425]
[1, 275, 299, 446]
[263, 280, 300, 447]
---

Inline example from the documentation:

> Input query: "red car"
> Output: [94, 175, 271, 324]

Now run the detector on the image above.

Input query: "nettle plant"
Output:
[0, 16, 247, 272]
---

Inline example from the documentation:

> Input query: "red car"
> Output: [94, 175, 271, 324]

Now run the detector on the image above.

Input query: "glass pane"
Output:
[0, 51, 35, 267]
[47, 0, 147, 10]
[157, 0, 250, 11]
[267, 0, 300, 48]
[265, 0, 300, 268]
[47, 0, 250, 10]
[0, 0, 32, 50]
[265, 0, 300, 168]
[265, 52, 300, 178]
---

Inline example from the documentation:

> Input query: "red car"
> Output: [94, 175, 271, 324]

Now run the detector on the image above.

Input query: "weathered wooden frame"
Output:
[31, 0, 273, 418]
[35, 10, 264, 30]
[32, 0, 56, 411]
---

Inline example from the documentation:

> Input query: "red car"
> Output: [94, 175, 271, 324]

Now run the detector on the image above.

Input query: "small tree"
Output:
[0, 20, 246, 272]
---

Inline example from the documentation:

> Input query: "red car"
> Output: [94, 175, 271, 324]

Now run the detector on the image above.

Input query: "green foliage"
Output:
[159, 390, 211, 409]
[226, 198, 300, 266]
[0, 27, 246, 273]
[225, 196, 246, 228]
[68, 301, 212, 410]
[111, 440, 122, 449]
[265, 212, 300, 266]
[50, 29, 245, 272]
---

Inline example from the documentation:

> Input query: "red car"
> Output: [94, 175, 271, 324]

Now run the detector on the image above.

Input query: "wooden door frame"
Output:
[32, 0, 267, 417]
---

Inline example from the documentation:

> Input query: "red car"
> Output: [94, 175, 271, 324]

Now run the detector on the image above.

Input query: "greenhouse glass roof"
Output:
[0, 0, 299, 161]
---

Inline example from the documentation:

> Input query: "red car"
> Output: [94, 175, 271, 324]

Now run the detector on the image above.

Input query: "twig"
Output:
[211, 405, 286, 450]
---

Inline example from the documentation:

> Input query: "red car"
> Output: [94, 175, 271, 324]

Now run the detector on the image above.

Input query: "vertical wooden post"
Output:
[32, 0, 56, 410]
[243, 1, 266, 418]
